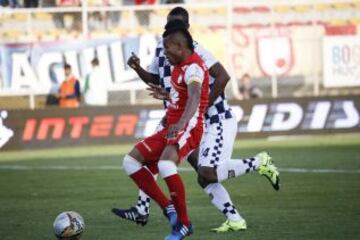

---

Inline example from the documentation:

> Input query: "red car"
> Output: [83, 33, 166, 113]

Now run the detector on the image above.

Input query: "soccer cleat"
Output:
[211, 219, 247, 233]
[164, 223, 193, 240]
[111, 207, 149, 226]
[256, 151, 280, 191]
[163, 204, 178, 229]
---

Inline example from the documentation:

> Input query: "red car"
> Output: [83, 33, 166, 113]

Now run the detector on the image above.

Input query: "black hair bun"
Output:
[165, 19, 188, 31]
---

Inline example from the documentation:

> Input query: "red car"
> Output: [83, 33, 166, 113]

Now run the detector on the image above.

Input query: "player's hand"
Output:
[167, 122, 185, 140]
[127, 52, 140, 70]
[147, 83, 169, 100]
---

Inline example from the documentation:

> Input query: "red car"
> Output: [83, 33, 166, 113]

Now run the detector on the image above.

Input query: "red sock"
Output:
[130, 168, 170, 209]
[164, 174, 190, 225]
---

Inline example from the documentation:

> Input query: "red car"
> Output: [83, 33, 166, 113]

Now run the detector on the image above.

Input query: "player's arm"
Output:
[178, 81, 201, 129]
[194, 43, 230, 106]
[147, 83, 170, 100]
[168, 81, 201, 139]
[208, 62, 230, 106]
[127, 52, 160, 85]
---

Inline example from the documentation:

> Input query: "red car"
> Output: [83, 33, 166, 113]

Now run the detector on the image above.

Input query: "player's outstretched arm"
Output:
[147, 83, 170, 100]
[127, 52, 160, 85]
[167, 82, 201, 139]
[208, 62, 230, 106]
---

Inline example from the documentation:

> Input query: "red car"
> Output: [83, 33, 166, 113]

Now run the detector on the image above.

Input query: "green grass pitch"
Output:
[1, 134, 360, 240]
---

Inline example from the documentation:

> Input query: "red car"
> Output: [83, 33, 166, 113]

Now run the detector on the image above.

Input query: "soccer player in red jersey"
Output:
[118, 21, 209, 239]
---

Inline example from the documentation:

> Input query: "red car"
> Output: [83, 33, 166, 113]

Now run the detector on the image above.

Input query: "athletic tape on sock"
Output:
[123, 154, 142, 175]
[158, 160, 177, 178]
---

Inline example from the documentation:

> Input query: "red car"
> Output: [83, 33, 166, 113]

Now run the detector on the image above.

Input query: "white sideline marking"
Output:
[0, 165, 359, 174]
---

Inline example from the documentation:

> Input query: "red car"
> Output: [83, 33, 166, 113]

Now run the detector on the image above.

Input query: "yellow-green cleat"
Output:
[256, 152, 280, 191]
[210, 219, 247, 233]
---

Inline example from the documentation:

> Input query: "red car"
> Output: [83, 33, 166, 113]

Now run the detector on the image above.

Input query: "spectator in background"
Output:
[161, 0, 184, 3]
[88, 0, 122, 30]
[83, 58, 108, 106]
[24, 0, 39, 8]
[238, 73, 263, 99]
[54, 0, 81, 31]
[58, 63, 81, 108]
[132, 0, 155, 27]
[0, 0, 19, 8]
[133, 0, 155, 4]
[56, 0, 80, 6]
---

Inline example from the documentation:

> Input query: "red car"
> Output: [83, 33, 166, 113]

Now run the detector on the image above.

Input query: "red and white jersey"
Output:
[166, 52, 209, 127]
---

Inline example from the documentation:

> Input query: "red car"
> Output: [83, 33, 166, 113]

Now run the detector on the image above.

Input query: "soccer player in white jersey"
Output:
[112, 7, 280, 233]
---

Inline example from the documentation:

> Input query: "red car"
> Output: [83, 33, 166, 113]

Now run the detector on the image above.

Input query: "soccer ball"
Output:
[53, 211, 85, 240]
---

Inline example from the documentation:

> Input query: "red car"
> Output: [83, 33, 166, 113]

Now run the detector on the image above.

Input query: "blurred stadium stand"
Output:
[0, 0, 359, 109]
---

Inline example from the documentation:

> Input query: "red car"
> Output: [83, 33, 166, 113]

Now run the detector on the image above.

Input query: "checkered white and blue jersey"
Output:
[148, 40, 232, 124]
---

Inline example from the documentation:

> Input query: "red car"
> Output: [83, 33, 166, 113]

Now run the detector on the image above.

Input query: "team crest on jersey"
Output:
[169, 84, 179, 108]
[177, 75, 182, 84]
[256, 28, 294, 76]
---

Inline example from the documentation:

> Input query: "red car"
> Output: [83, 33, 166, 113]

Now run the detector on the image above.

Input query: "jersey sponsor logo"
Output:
[169, 85, 180, 109]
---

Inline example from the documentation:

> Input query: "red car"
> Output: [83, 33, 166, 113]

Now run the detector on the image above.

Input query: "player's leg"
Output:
[112, 131, 176, 228]
[115, 123, 166, 222]
[219, 152, 280, 190]
[134, 162, 158, 218]
[197, 119, 247, 232]
[208, 117, 280, 190]
[160, 146, 190, 227]
[114, 159, 159, 225]
[160, 144, 193, 240]
[112, 148, 170, 224]
[111, 178, 155, 225]
[161, 126, 206, 240]
[186, 148, 199, 171]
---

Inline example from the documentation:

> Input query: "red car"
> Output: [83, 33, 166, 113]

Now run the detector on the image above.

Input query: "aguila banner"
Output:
[0, 36, 157, 94]
[1, 96, 359, 150]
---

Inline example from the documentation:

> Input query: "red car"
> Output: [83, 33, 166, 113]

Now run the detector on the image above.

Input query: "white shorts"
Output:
[198, 115, 237, 168]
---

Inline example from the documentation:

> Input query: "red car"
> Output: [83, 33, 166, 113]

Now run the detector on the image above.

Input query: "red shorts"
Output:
[135, 125, 203, 166]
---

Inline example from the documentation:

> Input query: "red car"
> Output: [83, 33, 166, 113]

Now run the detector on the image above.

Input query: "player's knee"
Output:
[197, 167, 218, 185]
[187, 151, 199, 171]
[158, 160, 177, 178]
[197, 175, 208, 188]
[146, 162, 159, 175]
[123, 154, 142, 175]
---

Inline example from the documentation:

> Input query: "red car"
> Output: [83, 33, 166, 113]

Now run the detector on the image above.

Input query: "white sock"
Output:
[136, 190, 151, 215]
[204, 183, 242, 221]
[216, 157, 261, 182]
